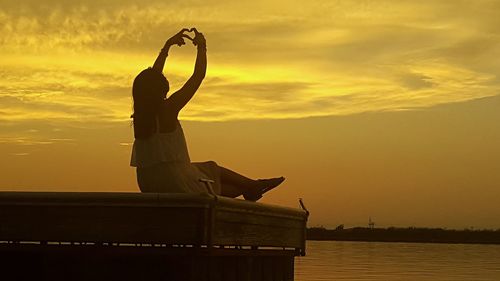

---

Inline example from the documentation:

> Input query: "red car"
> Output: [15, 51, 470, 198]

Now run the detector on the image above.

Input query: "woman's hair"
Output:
[132, 68, 169, 139]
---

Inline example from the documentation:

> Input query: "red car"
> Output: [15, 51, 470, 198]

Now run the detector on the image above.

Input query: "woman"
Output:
[130, 28, 284, 201]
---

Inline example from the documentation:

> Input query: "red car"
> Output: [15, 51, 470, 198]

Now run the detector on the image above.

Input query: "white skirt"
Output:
[136, 161, 221, 194]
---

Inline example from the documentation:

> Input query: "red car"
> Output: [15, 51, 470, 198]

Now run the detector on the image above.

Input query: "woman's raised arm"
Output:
[166, 29, 207, 114]
[152, 28, 191, 73]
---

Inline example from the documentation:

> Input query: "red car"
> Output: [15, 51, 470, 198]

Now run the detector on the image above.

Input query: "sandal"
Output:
[243, 177, 285, 202]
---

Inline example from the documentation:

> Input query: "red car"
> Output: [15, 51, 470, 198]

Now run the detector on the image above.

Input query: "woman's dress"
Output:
[130, 122, 221, 194]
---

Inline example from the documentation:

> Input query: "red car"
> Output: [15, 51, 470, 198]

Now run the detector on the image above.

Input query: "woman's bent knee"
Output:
[206, 160, 218, 168]
[193, 160, 218, 168]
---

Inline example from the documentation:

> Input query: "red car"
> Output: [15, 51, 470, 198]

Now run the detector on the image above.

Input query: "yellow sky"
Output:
[1, 0, 500, 228]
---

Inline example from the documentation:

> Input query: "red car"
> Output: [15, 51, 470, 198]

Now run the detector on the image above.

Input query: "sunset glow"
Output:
[2, 0, 500, 123]
[1, 0, 500, 229]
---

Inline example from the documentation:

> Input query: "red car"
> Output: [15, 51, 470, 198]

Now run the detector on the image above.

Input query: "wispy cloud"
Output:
[10, 152, 30, 156]
[0, 136, 74, 145]
[1, 0, 499, 123]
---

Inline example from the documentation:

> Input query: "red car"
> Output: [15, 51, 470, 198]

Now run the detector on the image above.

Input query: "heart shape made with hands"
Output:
[181, 28, 202, 45]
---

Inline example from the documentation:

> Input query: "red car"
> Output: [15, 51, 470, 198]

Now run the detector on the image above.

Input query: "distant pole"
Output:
[368, 217, 375, 229]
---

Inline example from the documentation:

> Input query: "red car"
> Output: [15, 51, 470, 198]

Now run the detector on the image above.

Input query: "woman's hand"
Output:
[166, 28, 193, 47]
[190, 28, 206, 48]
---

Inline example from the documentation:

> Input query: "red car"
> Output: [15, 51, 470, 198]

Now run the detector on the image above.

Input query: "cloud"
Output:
[1, 0, 500, 124]
[10, 152, 30, 156]
[0, 137, 53, 145]
[399, 73, 434, 90]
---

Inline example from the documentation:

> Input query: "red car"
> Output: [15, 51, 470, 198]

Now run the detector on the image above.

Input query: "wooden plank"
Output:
[0, 243, 298, 280]
[0, 205, 207, 244]
[287, 256, 295, 281]
[0, 192, 215, 207]
[190, 256, 208, 281]
[216, 197, 308, 220]
[214, 209, 304, 248]
[237, 256, 251, 281]
[0, 192, 212, 245]
[216, 210, 305, 228]
[208, 256, 222, 281]
[214, 222, 303, 248]
[220, 257, 237, 281]
[213, 198, 307, 250]
[252, 256, 263, 281]
[0, 243, 298, 258]
[0, 192, 308, 253]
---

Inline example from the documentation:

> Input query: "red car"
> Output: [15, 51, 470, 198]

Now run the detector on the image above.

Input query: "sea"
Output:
[295, 240, 500, 281]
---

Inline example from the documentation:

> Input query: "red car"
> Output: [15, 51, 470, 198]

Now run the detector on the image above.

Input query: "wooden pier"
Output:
[0, 192, 308, 281]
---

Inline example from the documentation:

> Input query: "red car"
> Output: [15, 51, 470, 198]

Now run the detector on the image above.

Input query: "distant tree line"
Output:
[307, 226, 500, 245]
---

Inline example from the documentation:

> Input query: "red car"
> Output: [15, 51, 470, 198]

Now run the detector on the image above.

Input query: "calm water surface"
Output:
[295, 241, 500, 281]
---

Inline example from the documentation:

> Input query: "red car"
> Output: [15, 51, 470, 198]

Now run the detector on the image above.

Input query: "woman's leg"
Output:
[220, 183, 244, 198]
[218, 165, 285, 200]
[219, 166, 259, 190]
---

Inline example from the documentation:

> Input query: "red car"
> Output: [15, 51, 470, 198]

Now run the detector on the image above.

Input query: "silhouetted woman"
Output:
[130, 28, 284, 201]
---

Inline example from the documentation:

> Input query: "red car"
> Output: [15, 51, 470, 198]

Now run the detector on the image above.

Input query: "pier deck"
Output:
[0, 192, 308, 281]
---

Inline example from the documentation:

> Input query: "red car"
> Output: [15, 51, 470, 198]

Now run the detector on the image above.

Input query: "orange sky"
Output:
[1, 0, 500, 229]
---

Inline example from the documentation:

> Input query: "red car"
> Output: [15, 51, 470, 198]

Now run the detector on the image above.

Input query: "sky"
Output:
[1, 0, 499, 229]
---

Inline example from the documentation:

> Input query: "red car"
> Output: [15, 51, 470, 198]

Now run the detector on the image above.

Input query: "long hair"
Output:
[132, 68, 169, 139]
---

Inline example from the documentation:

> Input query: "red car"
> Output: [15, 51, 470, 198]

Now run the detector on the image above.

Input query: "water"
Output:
[295, 241, 500, 281]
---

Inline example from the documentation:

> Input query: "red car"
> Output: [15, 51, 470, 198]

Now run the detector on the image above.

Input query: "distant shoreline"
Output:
[307, 227, 500, 245]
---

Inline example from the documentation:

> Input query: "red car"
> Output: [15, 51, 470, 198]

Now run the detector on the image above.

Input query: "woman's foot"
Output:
[243, 177, 285, 202]
[258, 177, 285, 192]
